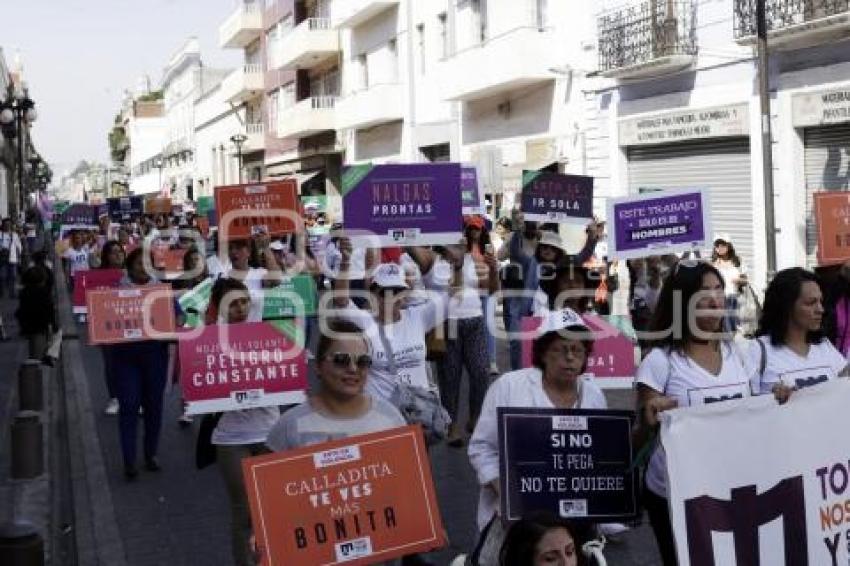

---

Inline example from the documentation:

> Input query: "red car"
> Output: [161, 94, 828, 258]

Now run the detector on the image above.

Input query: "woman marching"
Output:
[98, 240, 127, 416]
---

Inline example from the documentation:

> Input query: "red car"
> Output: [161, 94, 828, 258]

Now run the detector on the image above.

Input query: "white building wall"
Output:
[194, 85, 248, 196]
[128, 114, 166, 195]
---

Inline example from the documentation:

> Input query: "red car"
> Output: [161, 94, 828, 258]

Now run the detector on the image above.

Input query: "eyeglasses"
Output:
[326, 352, 373, 370]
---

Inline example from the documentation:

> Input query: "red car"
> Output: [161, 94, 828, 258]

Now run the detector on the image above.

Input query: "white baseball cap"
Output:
[538, 308, 589, 336]
[538, 230, 568, 253]
[371, 263, 409, 290]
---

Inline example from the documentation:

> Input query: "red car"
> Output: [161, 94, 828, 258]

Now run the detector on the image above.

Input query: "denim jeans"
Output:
[502, 296, 527, 371]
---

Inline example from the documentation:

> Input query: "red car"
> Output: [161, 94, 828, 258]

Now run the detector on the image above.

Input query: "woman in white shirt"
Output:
[749, 267, 849, 396]
[468, 308, 606, 534]
[633, 260, 755, 566]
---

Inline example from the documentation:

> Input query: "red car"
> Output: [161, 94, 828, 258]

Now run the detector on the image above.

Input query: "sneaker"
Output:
[104, 398, 119, 415]
[178, 412, 193, 428]
[489, 362, 500, 376]
[144, 457, 161, 472]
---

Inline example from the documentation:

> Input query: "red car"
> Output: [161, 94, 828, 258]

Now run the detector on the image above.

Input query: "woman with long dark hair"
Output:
[499, 513, 590, 566]
[749, 267, 848, 396]
[711, 236, 746, 332]
[466, 216, 500, 375]
[98, 240, 126, 416]
[632, 261, 755, 565]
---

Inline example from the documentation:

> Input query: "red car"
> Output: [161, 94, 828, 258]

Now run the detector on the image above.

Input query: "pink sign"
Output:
[72, 268, 124, 314]
[520, 314, 635, 389]
[179, 322, 308, 415]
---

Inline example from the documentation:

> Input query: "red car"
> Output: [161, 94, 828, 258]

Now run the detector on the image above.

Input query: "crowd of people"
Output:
[6, 198, 850, 566]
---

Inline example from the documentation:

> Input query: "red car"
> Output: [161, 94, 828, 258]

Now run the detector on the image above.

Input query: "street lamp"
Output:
[0, 92, 37, 218]
[230, 133, 247, 184]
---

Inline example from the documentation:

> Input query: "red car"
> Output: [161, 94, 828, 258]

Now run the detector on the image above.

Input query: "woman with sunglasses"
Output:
[748, 267, 848, 398]
[209, 277, 281, 566]
[632, 260, 763, 565]
[468, 309, 606, 556]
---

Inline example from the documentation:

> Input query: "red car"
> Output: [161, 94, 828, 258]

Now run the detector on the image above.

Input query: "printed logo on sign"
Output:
[123, 329, 142, 339]
[232, 389, 263, 405]
[559, 500, 588, 517]
[552, 415, 588, 431]
[245, 186, 268, 194]
[118, 289, 142, 298]
[335, 537, 372, 562]
[547, 211, 568, 220]
[391, 229, 405, 242]
[388, 228, 420, 242]
[683, 476, 807, 566]
[250, 225, 269, 236]
[313, 445, 362, 469]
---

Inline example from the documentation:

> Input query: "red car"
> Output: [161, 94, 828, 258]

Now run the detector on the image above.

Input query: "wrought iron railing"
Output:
[734, 0, 850, 38]
[598, 0, 697, 73]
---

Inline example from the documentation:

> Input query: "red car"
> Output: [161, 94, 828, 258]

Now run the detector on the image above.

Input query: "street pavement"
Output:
[74, 315, 663, 566]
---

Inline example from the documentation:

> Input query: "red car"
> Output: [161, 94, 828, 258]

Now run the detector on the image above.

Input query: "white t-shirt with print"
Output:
[747, 336, 847, 394]
[63, 246, 91, 276]
[224, 266, 267, 322]
[636, 344, 755, 498]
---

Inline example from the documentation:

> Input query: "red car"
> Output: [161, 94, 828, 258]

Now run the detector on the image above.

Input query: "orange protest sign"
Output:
[86, 285, 176, 345]
[145, 197, 172, 215]
[215, 181, 299, 240]
[151, 246, 187, 274]
[243, 425, 446, 566]
[814, 191, 850, 266]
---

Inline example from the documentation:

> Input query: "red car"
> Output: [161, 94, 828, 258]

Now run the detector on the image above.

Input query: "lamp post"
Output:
[230, 133, 247, 184]
[0, 92, 37, 219]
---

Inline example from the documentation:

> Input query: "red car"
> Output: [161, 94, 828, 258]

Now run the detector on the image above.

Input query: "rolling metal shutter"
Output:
[627, 138, 754, 272]
[804, 124, 850, 267]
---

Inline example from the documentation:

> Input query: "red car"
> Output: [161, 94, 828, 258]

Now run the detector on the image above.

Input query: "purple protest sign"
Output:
[60, 203, 97, 226]
[606, 188, 710, 260]
[461, 165, 484, 215]
[520, 171, 594, 224]
[341, 163, 463, 246]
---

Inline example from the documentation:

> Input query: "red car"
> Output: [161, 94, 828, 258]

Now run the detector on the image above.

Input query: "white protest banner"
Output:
[662, 379, 850, 566]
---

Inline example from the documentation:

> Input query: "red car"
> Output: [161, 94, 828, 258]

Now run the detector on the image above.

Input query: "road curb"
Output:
[57, 265, 128, 566]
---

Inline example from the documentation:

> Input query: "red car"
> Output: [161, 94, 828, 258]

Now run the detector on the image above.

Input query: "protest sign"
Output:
[195, 216, 210, 238]
[262, 275, 317, 319]
[107, 196, 143, 222]
[196, 196, 214, 216]
[151, 245, 187, 277]
[606, 188, 710, 260]
[72, 268, 124, 314]
[179, 321, 307, 415]
[60, 203, 97, 227]
[814, 191, 850, 265]
[243, 425, 446, 565]
[520, 171, 594, 224]
[86, 285, 175, 345]
[145, 197, 172, 215]
[498, 408, 637, 522]
[341, 163, 463, 247]
[663, 379, 850, 566]
[215, 180, 299, 240]
[520, 315, 635, 389]
[178, 278, 214, 328]
[461, 165, 485, 215]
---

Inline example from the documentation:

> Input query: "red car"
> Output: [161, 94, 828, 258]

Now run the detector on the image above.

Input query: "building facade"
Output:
[125, 95, 167, 196]
[588, 0, 850, 289]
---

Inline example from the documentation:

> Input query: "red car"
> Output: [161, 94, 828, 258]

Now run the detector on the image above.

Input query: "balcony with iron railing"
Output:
[244, 122, 265, 152]
[220, 1, 263, 49]
[734, 0, 850, 48]
[598, 0, 697, 80]
[220, 64, 265, 104]
[274, 18, 340, 71]
[277, 96, 338, 139]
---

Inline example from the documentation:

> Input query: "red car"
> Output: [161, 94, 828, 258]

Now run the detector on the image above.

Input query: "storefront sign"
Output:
[520, 315, 635, 389]
[520, 171, 594, 224]
[86, 285, 175, 345]
[341, 163, 463, 247]
[262, 275, 317, 319]
[107, 196, 143, 222]
[813, 191, 850, 265]
[498, 408, 637, 522]
[461, 165, 485, 215]
[179, 321, 307, 415]
[72, 268, 124, 314]
[215, 181, 299, 240]
[619, 103, 749, 146]
[243, 425, 446, 565]
[793, 87, 850, 127]
[607, 188, 710, 260]
[664, 379, 850, 566]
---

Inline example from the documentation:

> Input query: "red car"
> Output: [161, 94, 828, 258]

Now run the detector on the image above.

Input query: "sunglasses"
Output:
[326, 352, 373, 370]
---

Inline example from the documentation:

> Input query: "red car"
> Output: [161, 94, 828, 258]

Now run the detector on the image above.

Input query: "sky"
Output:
[0, 0, 242, 179]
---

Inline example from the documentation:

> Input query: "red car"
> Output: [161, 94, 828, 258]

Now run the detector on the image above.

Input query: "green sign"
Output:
[178, 278, 213, 328]
[262, 275, 317, 319]
[196, 196, 214, 217]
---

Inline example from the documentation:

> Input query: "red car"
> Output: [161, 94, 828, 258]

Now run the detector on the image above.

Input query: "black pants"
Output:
[643, 487, 678, 566]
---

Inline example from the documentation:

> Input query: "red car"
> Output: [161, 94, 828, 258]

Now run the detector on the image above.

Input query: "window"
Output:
[420, 143, 451, 163]
[281, 81, 296, 110]
[268, 89, 279, 134]
[535, 0, 548, 29]
[416, 24, 426, 74]
[438, 13, 449, 59]
[357, 54, 369, 90]
[472, 0, 487, 43]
